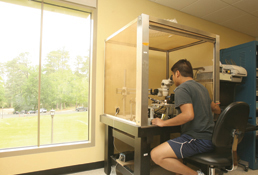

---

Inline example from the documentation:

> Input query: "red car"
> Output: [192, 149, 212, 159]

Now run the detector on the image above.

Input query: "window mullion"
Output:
[38, 0, 44, 147]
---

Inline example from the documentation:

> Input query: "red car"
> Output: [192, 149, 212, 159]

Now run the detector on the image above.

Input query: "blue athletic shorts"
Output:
[167, 134, 214, 159]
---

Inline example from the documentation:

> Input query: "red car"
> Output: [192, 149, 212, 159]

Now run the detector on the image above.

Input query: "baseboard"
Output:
[18, 161, 104, 175]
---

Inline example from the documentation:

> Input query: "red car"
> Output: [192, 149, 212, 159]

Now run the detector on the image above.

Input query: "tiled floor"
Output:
[68, 166, 258, 175]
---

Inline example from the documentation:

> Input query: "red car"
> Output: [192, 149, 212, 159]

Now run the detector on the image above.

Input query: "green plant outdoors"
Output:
[0, 50, 89, 112]
[0, 112, 88, 149]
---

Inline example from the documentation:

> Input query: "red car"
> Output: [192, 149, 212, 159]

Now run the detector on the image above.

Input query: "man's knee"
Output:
[150, 148, 161, 165]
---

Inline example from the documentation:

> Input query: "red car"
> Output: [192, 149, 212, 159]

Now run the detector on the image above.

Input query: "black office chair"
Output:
[184, 101, 250, 175]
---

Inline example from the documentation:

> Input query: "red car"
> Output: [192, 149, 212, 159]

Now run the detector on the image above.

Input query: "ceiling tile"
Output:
[202, 6, 245, 24]
[181, 0, 228, 18]
[251, 10, 258, 18]
[149, 0, 198, 11]
[232, 0, 258, 13]
[150, 0, 258, 37]
[221, 0, 242, 5]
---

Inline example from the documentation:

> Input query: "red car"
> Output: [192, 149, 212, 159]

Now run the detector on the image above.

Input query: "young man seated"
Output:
[151, 59, 221, 175]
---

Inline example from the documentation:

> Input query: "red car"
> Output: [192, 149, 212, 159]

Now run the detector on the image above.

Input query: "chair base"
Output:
[184, 159, 249, 175]
[183, 158, 231, 175]
[238, 159, 249, 172]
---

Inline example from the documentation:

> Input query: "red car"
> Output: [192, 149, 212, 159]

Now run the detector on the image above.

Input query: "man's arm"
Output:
[211, 101, 221, 114]
[152, 103, 194, 127]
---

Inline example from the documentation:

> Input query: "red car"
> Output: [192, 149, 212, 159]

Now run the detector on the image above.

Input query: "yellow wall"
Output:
[0, 0, 255, 174]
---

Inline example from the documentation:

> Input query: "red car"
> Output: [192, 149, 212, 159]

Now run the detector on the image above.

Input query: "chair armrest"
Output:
[245, 123, 258, 132]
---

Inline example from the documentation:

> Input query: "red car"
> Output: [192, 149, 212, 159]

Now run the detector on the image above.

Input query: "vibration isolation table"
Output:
[100, 114, 180, 175]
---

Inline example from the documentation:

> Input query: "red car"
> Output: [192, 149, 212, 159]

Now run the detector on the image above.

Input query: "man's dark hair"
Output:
[171, 59, 193, 78]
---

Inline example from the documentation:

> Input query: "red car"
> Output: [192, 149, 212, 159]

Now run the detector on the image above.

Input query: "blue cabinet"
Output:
[220, 41, 258, 169]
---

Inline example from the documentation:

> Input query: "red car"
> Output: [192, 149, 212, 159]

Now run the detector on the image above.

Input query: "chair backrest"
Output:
[212, 101, 249, 148]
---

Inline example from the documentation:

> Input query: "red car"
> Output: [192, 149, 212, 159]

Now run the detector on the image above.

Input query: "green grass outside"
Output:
[0, 112, 88, 149]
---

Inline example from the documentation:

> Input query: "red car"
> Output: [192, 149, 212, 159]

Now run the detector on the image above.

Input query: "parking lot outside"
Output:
[0, 107, 86, 119]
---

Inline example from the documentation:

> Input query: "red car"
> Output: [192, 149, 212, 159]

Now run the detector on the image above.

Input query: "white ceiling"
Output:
[149, 0, 258, 38]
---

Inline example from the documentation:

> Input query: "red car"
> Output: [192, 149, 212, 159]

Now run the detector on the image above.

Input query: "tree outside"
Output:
[1, 49, 89, 112]
[0, 49, 89, 148]
[0, 0, 91, 149]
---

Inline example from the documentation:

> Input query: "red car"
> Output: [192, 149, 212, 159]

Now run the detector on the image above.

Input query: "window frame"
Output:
[0, 0, 97, 157]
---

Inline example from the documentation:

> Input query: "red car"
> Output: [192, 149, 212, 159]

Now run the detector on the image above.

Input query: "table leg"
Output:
[104, 125, 114, 175]
[134, 136, 151, 175]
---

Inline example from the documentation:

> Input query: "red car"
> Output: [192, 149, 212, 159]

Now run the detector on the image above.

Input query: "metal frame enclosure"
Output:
[136, 14, 149, 126]
[104, 14, 220, 126]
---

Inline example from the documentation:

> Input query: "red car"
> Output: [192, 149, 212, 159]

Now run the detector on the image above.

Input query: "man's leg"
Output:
[151, 142, 198, 175]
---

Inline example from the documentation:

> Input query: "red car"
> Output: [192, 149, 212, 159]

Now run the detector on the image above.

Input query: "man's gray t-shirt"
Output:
[174, 80, 214, 140]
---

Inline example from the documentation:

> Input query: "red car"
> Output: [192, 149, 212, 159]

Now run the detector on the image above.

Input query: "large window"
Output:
[0, 0, 95, 151]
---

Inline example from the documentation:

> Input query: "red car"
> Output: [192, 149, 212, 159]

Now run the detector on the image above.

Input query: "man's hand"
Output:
[151, 118, 165, 127]
[211, 101, 221, 114]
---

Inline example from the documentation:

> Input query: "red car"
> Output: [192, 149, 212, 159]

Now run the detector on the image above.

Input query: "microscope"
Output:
[148, 76, 175, 123]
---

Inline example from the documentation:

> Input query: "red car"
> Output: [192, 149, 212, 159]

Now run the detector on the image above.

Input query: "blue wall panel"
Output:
[220, 41, 258, 169]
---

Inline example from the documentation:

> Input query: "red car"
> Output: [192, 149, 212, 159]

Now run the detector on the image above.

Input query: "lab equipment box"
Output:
[104, 14, 220, 126]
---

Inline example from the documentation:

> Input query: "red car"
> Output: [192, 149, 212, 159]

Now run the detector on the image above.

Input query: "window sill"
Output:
[0, 140, 94, 157]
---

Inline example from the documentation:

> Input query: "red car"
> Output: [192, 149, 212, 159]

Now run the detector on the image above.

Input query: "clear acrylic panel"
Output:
[104, 21, 137, 122]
